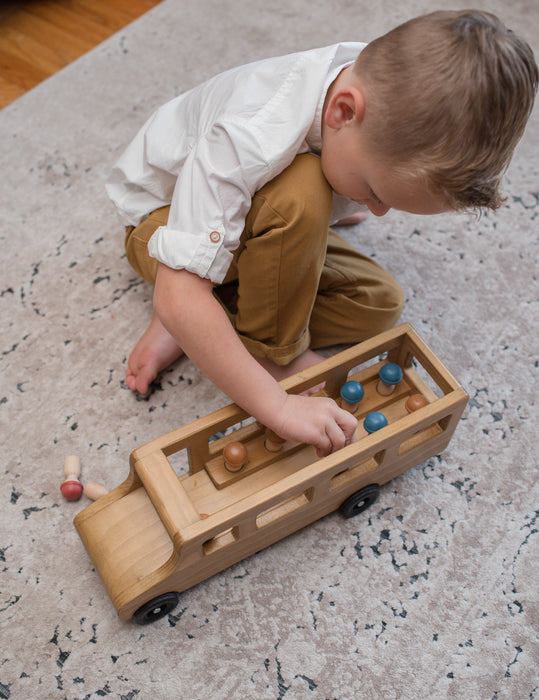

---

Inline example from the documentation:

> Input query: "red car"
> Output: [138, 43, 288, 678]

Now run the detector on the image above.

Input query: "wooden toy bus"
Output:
[74, 323, 468, 624]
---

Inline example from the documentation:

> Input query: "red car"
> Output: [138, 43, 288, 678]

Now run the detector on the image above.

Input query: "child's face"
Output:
[321, 91, 448, 217]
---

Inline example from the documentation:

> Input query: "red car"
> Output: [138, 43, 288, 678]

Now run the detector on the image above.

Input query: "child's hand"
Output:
[272, 394, 357, 458]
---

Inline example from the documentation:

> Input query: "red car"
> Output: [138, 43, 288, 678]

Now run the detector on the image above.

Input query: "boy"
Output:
[107, 10, 537, 457]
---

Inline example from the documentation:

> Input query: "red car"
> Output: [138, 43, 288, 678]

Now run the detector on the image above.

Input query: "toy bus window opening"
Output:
[329, 451, 385, 492]
[347, 351, 389, 378]
[167, 448, 190, 477]
[203, 525, 240, 555]
[208, 416, 257, 444]
[408, 357, 444, 400]
[256, 488, 315, 529]
[397, 415, 452, 456]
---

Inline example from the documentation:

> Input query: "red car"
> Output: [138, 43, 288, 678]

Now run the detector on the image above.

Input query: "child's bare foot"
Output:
[336, 211, 368, 225]
[126, 312, 184, 394]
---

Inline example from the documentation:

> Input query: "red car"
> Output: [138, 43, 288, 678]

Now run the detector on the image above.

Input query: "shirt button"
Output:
[209, 230, 221, 243]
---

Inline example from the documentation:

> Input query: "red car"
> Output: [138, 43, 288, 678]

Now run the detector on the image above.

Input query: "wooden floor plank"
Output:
[4, 15, 95, 70]
[0, 33, 58, 90]
[0, 0, 163, 109]
[22, 5, 115, 47]
[0, 74, 25, 104]
[28, 0, 150, 36]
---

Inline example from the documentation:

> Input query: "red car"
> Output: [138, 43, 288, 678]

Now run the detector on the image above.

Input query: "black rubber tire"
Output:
[133, 592, 179, 624]
[339, 484, 380, 519]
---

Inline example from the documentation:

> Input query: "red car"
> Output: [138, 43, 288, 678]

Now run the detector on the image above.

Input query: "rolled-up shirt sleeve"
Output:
[147, 116, 281, 284]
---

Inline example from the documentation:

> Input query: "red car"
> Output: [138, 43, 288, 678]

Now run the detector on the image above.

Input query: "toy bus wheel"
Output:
[339, 484, 379, 519]
[133, 592, 180, 625]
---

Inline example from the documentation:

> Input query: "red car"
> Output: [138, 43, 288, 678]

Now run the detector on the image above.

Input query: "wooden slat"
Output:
[134, 450, 201, 537]
[0, 0, 163, 109]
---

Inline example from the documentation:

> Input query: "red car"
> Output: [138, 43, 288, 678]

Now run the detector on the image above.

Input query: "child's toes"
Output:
[125, 369, 137, 391]
[126, 367, 150, 395]
[134, 364, 156, 396]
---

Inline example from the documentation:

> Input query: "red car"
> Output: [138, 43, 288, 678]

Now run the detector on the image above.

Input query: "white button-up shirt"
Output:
[106, 43, 365, 284]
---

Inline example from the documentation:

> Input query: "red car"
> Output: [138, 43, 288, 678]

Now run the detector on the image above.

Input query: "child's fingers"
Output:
[326, 421, 348, 454]
[275, 394, 357, 455]
[317, 410, 357, 457]
[315, 434, 333, 458]
[335, 406, 358, 441]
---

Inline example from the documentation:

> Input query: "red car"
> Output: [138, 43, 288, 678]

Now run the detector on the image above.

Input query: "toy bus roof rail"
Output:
[129, 323, 466, 473]
[126, 323, 466, 539]
[276, 322, 465, 398]
[131, 450, 199, 547]
[130, 401, 253, 474]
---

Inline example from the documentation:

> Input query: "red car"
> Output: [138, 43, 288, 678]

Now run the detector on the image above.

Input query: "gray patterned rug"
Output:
[1, 0, 537, 698]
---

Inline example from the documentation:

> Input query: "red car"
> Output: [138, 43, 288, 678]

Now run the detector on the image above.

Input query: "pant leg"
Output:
[308, 229, 404, 348]
[124, 206, 170, 284]
[123, 155, 333, 365]
[225, 153, 334, 365]
[123, 156, 404, 362]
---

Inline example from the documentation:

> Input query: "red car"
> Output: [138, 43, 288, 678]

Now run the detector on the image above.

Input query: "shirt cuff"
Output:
[147, 225, 234, 284]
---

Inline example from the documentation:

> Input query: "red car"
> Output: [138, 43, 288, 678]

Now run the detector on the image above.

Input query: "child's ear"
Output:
[325, 86, 366, 129]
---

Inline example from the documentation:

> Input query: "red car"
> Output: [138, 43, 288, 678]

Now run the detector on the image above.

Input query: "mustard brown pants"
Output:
[125, 154, 404, 365]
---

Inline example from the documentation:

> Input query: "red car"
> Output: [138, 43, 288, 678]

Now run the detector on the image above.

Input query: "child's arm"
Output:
[153, 264, 357, 457]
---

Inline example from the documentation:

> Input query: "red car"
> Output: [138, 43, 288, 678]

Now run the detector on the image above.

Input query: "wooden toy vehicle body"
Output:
[74, 324, 468, 623]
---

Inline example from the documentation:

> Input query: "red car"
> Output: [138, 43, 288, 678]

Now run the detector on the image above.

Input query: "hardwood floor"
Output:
[0, 0, 163, 109]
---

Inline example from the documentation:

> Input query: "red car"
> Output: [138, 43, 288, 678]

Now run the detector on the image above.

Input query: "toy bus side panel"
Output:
[117, 459, 361, 620]
[117, 389, 467, 620]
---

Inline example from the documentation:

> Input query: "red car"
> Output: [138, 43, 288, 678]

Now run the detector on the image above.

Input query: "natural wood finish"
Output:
[206, 432, 306, 489]
[74, 323, 469, 622]
[0, 0, 162, 109]
[222, 441, 248, 473]
[63, 454, 81, 481]
[134, 450, 200, 539]
[83, 481, 108, 500]
[76, 487, 176, 611]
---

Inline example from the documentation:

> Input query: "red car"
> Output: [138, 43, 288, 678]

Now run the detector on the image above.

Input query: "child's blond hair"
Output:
[355, 10, 538, 211]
